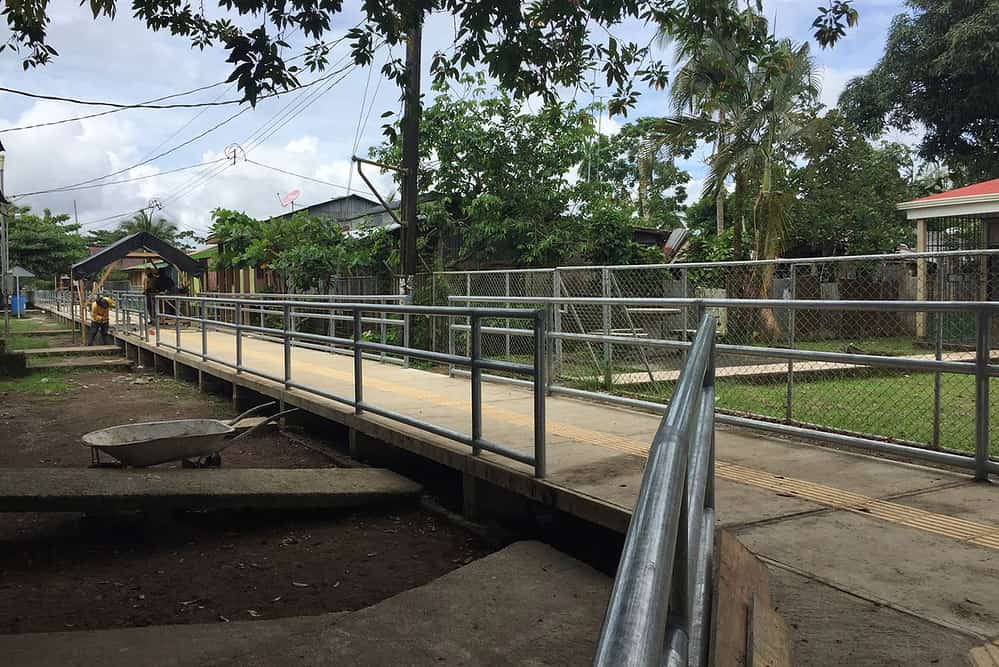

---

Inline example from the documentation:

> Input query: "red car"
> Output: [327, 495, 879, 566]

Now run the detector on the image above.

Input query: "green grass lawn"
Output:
[594, 371, 997, 456]
[749, 336, 931, 357]
[0, 369, 79, 396]
[4, 335, 51, 350]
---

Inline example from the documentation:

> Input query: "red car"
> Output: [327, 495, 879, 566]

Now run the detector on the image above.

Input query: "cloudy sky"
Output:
[0, 1, 909, 240]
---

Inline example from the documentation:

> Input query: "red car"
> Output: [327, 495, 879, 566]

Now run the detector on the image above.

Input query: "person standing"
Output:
[88, 294, 114, 346]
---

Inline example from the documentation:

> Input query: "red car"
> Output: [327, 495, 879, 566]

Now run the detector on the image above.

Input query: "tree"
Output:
[85, 210, 200, 248]
[785, 112, 914, 256]
[7, 206, 87, 281]
[373, 77, 670, 268]
[838, 0, 999, 181]
[581, 117, 693, 229]
[210, 208, 395, 291]
[2, 1, 856, 111]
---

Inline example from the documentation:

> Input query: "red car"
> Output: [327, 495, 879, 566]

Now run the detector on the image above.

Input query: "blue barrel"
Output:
[11, 296, 26, 315]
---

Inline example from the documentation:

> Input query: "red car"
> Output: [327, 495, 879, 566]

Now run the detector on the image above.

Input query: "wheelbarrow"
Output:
[82, 402, 299, 467]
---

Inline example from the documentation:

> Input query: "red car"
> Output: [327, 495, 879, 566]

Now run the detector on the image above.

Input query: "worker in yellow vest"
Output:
[88, 295, 115, 346]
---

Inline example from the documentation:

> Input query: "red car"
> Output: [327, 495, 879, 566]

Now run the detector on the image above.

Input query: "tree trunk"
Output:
[732, 168, 745, 262]
[715, 109, 726, 235]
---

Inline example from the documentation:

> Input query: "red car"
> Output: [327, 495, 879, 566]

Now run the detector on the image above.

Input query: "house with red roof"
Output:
[897, 178, 999, 336]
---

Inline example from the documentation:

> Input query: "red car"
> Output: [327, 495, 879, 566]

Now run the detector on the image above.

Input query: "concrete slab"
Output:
[736, 510, 999, 638]
[768, 565, 979, 666]
[27, 357, 133, 370]
[715, 478, 824, 528]
[892, 481, 999, 527]
[0, 614, 349, 667]
[8, 328, 75, 337]
[715, 426, 961, 498]
[0, 541, 610, 667]
[21, 345, 119, 356]
[0, 468, 421, 513]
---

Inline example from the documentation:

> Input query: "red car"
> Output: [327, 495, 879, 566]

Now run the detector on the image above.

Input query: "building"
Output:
[897, 177, 999, 337]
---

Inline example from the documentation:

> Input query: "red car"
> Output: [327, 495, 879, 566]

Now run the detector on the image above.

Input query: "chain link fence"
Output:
[422, 249, 999, 459]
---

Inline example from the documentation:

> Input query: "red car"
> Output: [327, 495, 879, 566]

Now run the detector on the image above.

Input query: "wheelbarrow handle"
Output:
[227, 401, 278, 426]
[231, 408, 300, 442]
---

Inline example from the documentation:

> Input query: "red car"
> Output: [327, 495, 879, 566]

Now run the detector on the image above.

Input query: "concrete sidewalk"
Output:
[0, 541, 610, 666]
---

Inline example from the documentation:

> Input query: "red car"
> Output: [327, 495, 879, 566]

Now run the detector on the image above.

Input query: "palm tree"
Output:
[707, 39, 821, 337]
[117, 209, 181, 243]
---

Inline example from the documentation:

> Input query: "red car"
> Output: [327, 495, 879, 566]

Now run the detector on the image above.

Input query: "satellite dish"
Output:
[280, 189, 301, 208]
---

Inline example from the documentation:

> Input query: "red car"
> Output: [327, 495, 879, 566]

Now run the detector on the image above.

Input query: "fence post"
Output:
[785, 265, 796, 423]
[933, 268, 944, 449]
[602, 266, 612, 390]
[403, 293, 412, 368]
[471, 314, 482, 456]
[533, 308, 547, 479]
[553, 268, 563, 378]
[283, 303, 291, 389]
[504, 272, 511, 359]
[353, 309, 363, 414]
[681, 267, 689, 342]
[200, 297, 207, 361]
[235, 301, 243, 374]
[974, 308, 991, 481]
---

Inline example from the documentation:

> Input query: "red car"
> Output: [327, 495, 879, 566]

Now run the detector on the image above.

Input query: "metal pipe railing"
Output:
[450, 295, 997, 478]
[437, 247, 999, 275]
[155, 295, 548, 477]
[594, 313, 717, 667]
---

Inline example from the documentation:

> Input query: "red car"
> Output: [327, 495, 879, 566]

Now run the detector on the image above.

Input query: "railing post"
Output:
[471, 313, 482, 456]
[785, 265, 796, 423]
[154, 296, 161, 347]
[448, 309, 456, 378]
[533, 308, 547, 478]
[283, 303, 291, 389]
[174, 297, 181, 351]
[974, 308, 991, 481]
[504, 272, 511, 359]
[235, 301, 243, 374]
[933, 268, 944, 449]
[681, 267, 689, 342]
[353, 309, 363, 413]
[602, 267, 612, 390]
[200, 296, 207, 361]
[403, 293, 412, 368]
[553, 268, 563, 378]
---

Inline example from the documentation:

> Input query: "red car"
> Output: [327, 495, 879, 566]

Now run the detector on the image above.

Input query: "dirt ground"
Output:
[0, 367, 489, 634]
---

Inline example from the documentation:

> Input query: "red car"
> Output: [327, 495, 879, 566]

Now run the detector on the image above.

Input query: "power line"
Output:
[245, 159, 351, 190]
[11, 158, 228, 198]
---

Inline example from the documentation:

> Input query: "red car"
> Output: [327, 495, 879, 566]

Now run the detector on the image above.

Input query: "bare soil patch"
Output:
[0, 367, 488, 634]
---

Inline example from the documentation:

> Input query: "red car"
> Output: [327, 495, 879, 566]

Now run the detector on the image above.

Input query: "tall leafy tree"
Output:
[785, 111, 914, 256]
[2, 1, 855, 111]
[7, 206, 87, 281]
[838, 0, 999, 181]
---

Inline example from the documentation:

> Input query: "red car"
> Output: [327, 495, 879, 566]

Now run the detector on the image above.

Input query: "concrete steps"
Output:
[0, 467, 422, 513]
[21, 345, 120, 357]
[0, 541, 610, 666]
[27, 356, 134, 370]
[6, 328, 76, 337]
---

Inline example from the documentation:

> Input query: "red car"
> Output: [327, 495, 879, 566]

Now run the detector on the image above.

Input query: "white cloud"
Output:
[286, 136, 319, 154]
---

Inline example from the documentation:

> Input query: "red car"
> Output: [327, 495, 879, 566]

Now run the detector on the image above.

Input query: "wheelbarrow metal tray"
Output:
[82, 419, 236, 467]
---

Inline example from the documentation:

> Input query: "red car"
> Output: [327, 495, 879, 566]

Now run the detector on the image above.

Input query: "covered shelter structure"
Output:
[897, 178, 999, 337]
[71, 232, 204, 281]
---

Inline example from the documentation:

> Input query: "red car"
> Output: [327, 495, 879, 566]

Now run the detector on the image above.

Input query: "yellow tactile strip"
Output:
[969, 640, 999, 666]
[231, 335, 999, 552]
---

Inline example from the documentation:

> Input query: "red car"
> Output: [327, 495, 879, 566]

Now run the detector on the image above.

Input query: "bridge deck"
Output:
[37, 305, 999, 661]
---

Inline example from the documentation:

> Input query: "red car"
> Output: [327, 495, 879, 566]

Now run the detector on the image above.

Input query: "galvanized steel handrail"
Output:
[436, 247, 999, 275]
[451, 295, 999, 313]
[449, 294, 996, 480]
[154, 294, 549, 477]
[594, 313, 717, 667]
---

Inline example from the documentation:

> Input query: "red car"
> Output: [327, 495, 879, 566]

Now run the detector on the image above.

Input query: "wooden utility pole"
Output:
[400, 17, 422, 288]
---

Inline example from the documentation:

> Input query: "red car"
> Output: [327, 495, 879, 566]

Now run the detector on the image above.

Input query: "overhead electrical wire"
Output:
[245, 159, 350, 190]
[11, 158, 228, 198]
[0, 26, 363, 135]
